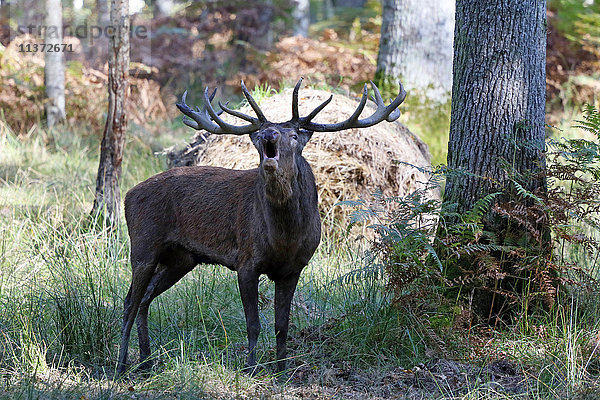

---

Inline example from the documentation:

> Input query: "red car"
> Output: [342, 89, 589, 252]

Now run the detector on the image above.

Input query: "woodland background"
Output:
[0, 0, 600, 399]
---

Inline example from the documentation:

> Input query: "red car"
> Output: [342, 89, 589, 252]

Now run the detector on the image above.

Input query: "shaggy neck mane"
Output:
[261, 158, 303, 207]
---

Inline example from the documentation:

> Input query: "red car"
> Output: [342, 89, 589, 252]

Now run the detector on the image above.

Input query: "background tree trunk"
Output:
[323, 0, 334, 19]
[375, 0, 454, 100]
[91, 0, 130, 226]
[233, 0, 273, 70]
[153, 0, 173, 18]
[292, 0, 310, 37]
[44, 0, 65, 127]
[444, 0, 546, 215]
[91, 0, 110, 68]
[332, 0, 366, 7]
[96, 0, 110, 28]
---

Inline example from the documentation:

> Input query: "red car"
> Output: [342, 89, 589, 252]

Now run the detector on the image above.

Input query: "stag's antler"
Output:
[177, 78, 406, 135]
[290, 77, 407, 132]
[176, 81, 267, 135]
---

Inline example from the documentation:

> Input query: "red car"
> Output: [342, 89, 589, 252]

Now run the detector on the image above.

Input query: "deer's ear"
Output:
[297, 129, 313, 148]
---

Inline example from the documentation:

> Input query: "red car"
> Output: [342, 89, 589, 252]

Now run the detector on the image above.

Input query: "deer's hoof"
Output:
[138, 359, 153, 372]
[114, 364, 128, 380]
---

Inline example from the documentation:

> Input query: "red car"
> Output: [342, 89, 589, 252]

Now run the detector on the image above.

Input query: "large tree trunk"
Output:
[375, 0, 454, 100]
[442, 0, 547, 321]
[444, 0, 546, 215]
[44, 0, 65, 127]
[91, 0, 130, 226]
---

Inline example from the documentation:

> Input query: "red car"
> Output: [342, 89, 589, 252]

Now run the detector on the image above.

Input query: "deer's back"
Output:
[124, 166, 258, 269]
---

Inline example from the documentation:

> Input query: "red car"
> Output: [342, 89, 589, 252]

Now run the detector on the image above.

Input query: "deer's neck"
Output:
[258, 157, 313, 229]
[263, 167, 296, 207]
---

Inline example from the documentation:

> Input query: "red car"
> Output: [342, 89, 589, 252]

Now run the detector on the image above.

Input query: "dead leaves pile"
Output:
[0, 35, 167, 137]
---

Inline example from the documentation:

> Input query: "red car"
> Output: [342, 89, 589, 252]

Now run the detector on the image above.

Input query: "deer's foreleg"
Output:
[238, 268, 260, 373]
[274, 271, 300, 374]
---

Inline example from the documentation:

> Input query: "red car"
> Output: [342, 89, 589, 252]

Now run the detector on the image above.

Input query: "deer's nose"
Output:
[263, 130, 279, 142]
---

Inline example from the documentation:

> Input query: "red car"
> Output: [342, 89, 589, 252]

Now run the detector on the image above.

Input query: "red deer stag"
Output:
[117, 78, 406, 375]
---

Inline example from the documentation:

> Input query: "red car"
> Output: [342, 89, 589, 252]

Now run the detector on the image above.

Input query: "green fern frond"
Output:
[464, 192, 502, 224]
[337, 265, 385, 285]
[513, 181, 544, 205]
[574, 104, 600, 140]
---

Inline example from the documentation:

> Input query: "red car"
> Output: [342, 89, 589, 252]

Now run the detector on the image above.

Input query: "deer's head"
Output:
[176, 78, 407, 178]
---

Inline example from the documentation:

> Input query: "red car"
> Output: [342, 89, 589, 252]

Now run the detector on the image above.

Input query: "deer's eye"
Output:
[291, 134, 298, 140]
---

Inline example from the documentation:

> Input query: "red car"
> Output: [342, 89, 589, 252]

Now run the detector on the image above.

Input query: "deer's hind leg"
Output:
[274, 271, 301, 374]
[136, 249, 196, 370]
[117, 246, 159, 376]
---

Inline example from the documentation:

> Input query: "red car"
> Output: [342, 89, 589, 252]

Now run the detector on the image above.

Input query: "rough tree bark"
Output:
[442, 0, 547, 320]
[444, 0, 546, 215]
[375, 0, 454, 100]
[44, 0, 65, 127]
[91, 0, 130, 226]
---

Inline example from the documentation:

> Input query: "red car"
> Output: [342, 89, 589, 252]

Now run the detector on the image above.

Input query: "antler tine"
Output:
[218, 101, 258, 123]
[369, 80, 399, 122]
[370, 81, 385, 104]
[208, 88, 217, 102]
[292, 77, 303, 121]
[384, 81, 407, 122]
[177, 91, 206, 130]
[344, 83, 369, 123]
[241, 81, 268, 123]
[202, 87, 230, 130]
[301, 94, 333, 124]
[299, 81, 407, 132]
[176, 86, 263, 135]
[199, 100, 226, 116]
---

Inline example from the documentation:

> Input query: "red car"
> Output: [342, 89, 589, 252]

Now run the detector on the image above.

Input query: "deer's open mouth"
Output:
[262, 140, 279, 172]
[263, 141, 279, 160]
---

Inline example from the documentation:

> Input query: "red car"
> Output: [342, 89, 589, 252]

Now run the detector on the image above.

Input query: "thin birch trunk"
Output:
[44, 0, 65, 127]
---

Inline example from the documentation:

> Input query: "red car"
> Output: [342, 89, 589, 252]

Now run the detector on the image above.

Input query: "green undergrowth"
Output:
[399, 89, 451, 167]
[550, 0, 600, 54]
